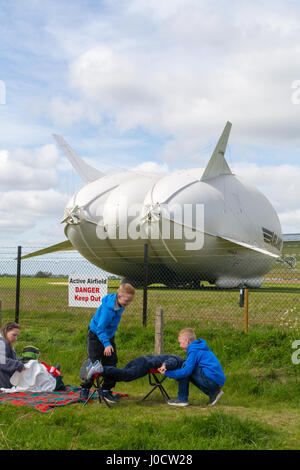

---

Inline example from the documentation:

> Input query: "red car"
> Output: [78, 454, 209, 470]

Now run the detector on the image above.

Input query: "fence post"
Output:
[244, 288, 249, 333]
[155, 307, 164, 354]
[143, 243, 149, 327]
[15, 246, 22, 324]
[0, 299, 2, 328]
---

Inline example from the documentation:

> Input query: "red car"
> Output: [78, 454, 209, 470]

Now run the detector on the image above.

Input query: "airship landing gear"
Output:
[164, 280, 201, 290]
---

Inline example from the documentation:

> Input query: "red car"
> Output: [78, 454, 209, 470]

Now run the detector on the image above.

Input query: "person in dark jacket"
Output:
[158, 328, 225, 407]
[82, 354, 185, 383]
[0, 322, 25, 389]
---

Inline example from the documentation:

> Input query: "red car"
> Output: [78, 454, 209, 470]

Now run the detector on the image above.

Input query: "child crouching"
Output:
[158, 328, 225, 407]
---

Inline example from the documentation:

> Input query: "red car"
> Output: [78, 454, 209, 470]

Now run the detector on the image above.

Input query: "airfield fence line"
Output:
[0, 244, 299, 333]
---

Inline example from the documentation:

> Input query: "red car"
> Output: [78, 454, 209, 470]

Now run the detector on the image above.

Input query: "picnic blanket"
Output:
[0, 385, 128, 413]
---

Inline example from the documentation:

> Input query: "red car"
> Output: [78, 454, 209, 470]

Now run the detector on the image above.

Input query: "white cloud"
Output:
[12, 144, 59, 169]
[0, 189, 69, 236]
[279, 210, 300, 234]
[0, 145, 60, 190]
[46, 97, 102, 128]
[69, 45, 161, 132]
[48, 98, 85, 127]
[0, 142, 69, 239]
[58, 0, 300, 163]
[133, 161, 169, 175]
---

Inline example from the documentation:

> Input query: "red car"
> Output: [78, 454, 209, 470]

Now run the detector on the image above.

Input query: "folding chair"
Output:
[82, 374, 111, 409]
[141, 369, 170, 403]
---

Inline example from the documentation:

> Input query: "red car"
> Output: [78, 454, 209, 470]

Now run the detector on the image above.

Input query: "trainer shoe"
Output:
[207, 389, 224, 406]
[84, 359, 92, 378]
[167, 398, 189, 407]
[86, 360, 104, 380]
[102, 390, 120, 403]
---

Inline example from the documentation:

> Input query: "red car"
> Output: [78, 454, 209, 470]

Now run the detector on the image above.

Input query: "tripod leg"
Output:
[83, 389, 96, 407]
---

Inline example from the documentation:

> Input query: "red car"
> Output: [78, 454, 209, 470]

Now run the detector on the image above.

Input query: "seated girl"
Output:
[0, 322, 25, 389]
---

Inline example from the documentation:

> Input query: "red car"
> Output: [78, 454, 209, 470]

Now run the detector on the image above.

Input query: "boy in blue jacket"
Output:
[158, 328, 225, 407]
[80, 283, 135, 403]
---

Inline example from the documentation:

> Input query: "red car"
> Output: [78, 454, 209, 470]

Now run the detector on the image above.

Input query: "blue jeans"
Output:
[177, 365, 220, 402]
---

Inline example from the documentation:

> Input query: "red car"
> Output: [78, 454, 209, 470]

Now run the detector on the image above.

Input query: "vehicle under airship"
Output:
[22, 122, 283, 288]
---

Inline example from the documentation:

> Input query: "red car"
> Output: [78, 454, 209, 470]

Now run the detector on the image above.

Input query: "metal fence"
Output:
[0, 243, 299, 333]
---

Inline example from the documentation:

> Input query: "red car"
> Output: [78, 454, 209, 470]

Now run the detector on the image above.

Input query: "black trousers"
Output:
[81, 328, 118, 390]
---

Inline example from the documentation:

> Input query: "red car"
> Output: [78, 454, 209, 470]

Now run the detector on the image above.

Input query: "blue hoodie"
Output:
[165, 338, 226, 386]
[89, 293, 125, 348]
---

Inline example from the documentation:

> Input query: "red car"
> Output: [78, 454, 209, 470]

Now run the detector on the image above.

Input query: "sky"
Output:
[1, 0, 300, 252]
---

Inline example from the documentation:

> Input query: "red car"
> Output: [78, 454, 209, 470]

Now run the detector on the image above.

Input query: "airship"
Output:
[22, 122, 283, 288]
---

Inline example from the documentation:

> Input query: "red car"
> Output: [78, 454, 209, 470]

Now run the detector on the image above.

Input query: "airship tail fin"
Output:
[20, 240, 75, 260]
[53, 134, 104, 183]
[201, 121, 232, 181]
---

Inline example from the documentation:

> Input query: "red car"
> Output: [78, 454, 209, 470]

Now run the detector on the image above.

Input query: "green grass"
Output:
[1, 275, 299, 330]
[0, 274, 300, 450]
[0, 405, 285, 451]
[0, 317, 300, 450]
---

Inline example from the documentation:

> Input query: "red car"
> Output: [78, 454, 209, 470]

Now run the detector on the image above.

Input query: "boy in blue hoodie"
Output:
[80, 283, 135, 403]
[158, 328, 225, 407]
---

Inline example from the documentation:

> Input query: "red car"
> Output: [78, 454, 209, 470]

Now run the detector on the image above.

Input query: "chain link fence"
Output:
[0, 242, 299, 333]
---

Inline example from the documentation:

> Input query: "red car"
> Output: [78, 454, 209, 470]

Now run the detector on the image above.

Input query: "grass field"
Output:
[0, 302, 300, 450]
[0, 274, 299, 330]
[0, 262, 300, 451]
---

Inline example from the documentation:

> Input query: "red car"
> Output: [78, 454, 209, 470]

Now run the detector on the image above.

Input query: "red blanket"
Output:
[0, 385, 128, 413]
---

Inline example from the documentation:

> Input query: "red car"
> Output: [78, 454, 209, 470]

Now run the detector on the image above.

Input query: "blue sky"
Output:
[1, 0, 300, 249]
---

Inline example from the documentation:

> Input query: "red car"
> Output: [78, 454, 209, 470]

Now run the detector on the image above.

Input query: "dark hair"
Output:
[1, 322, 20, 343]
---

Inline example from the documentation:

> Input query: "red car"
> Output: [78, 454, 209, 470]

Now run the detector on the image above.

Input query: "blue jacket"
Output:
[89, 293, 125, 348]
[165, 338, 226, 386]
[0, 335, 24, 389]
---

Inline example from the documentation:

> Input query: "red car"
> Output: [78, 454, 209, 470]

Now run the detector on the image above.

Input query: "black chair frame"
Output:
[142, 369, 170, 403]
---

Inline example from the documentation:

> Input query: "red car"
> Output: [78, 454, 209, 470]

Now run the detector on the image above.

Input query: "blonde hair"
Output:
[178, 328, 196, 342]
[118, 283, 136, 295]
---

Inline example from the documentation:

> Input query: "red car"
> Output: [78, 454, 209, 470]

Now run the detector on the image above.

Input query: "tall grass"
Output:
[0, 315, 300, 450]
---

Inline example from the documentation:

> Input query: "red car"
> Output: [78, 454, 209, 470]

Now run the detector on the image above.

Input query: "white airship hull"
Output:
[65, 220, 276, 288]
[64, 161, 281, 288]
[22, 122, 283, 288]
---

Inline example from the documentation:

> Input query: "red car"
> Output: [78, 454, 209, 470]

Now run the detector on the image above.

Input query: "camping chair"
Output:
[141, 369, 170, 403]
[82, 374, 111, 409]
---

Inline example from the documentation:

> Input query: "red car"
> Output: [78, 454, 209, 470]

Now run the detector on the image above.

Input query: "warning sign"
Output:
[68, 275, 108, 307]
